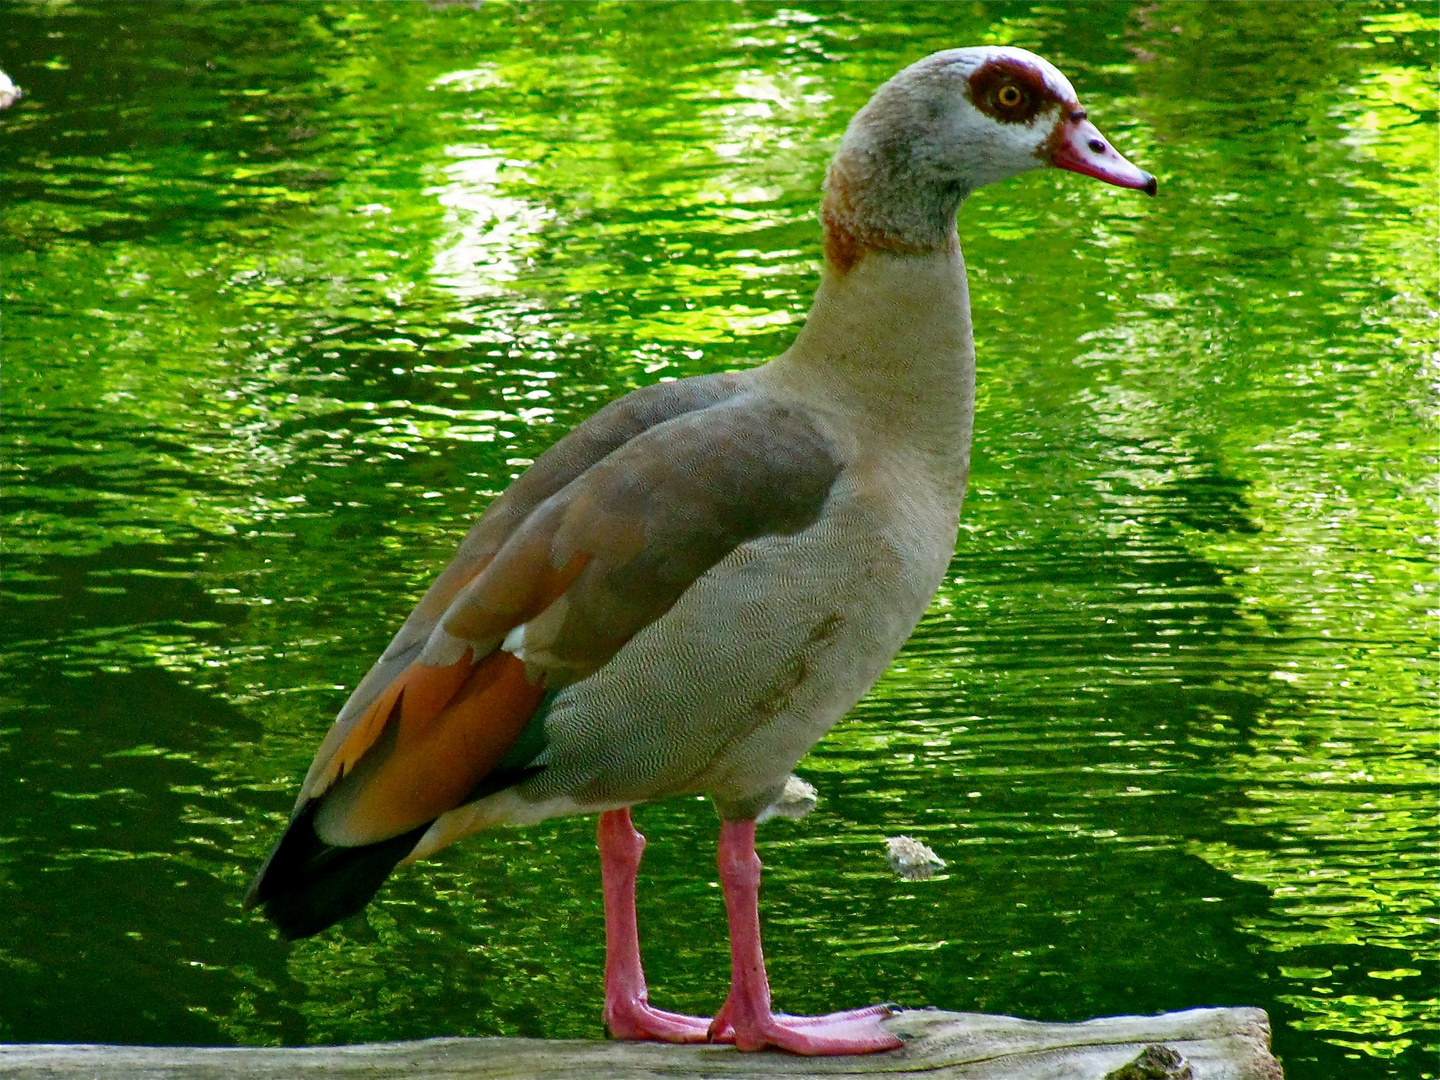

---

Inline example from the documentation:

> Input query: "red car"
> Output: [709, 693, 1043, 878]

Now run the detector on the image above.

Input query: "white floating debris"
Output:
[758, 775, 818, 822]
[886, 836, 945, 881]
[0, 70, 21, 111]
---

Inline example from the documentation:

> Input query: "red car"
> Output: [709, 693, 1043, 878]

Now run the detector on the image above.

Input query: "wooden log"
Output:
[0, 1006, 1282, 1079]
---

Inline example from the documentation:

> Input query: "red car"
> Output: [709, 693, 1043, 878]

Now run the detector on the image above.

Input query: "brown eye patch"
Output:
[967, 57, 1058, 124]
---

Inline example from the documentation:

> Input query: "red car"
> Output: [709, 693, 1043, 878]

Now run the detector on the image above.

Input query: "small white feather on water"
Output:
[0, 71, 22, 110]
[757, 775, 818, 822]
[886, 836, 945, 880]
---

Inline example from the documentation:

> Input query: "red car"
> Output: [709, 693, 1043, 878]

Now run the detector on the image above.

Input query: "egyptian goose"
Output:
[245, 46, 1154, 1055]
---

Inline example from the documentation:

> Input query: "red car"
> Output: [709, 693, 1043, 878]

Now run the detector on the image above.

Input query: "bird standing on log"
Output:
[244, 46, 1156, 1056]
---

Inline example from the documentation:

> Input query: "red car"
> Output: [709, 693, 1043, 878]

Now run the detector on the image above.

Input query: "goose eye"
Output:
[996, 85, 1024, 108]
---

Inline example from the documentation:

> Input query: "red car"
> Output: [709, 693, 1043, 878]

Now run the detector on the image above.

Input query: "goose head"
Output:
[824, 46, 1155, 271]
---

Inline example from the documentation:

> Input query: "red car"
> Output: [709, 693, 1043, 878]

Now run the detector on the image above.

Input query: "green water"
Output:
[2, 3, 1435, 1076]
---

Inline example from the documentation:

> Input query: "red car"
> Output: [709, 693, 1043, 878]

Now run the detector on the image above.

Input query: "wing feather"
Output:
[439, 395, 844, 684]
[276, 379, 841, 870]
[298, 373, 750, 804]
[312, 650, 546, 846]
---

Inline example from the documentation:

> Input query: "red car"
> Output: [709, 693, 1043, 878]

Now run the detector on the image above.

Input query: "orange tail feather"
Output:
[314, 650, 546, 847]
[312, 651, 475, 799]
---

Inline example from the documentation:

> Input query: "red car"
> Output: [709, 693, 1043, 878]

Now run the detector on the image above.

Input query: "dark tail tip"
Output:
[244, 804, 431, 940]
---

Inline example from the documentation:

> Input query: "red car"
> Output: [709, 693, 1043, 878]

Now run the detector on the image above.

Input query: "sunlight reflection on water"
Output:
[2, 3, 1435, 1076]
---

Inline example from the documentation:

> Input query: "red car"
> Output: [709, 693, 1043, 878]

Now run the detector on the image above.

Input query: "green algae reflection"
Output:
[2, 4, 1435, 1077]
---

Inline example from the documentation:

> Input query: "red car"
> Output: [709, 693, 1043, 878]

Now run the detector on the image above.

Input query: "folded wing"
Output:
[245, 380, 843, 937]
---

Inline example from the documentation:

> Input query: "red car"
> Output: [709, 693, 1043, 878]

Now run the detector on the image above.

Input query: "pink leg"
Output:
[707, 821, 903, 1055]
[598, 808, 715, 1043]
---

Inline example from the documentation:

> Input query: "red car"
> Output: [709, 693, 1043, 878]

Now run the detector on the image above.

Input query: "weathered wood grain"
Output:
[0, 1007, 1283, 1079]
